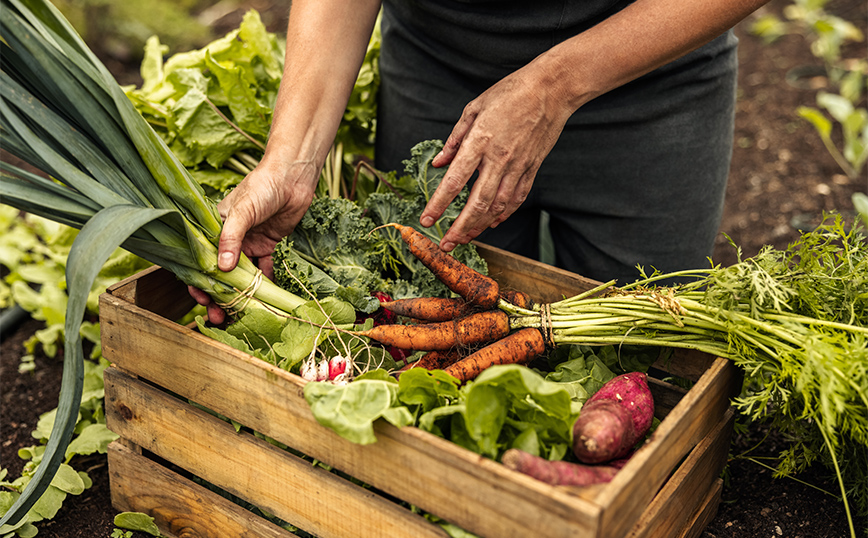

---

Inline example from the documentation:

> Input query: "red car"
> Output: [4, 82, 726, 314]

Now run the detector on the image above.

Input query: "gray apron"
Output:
[375, 0, 738, 285]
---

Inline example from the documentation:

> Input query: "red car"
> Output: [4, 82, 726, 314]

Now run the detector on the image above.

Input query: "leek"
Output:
[0, 0, 306, 525]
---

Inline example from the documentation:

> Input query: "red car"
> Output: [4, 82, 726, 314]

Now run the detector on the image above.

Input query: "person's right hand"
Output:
[189, 158, 321, 324]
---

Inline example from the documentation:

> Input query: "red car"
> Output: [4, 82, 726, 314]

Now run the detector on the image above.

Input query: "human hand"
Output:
[189, 159, 320, 324]
[420, 63, 574, 251]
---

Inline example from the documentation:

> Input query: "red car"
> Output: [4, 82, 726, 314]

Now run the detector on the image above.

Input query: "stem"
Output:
[236, 151, 261, 171]
[550, 280, 616, 308]
[816, 425, 856, 538]
[739, 457, 841, 499]
[551, 334, 730, 356]
[762, 313, 868, 335]
[204, 96, 266, 151]
[225, 156, 252, 176]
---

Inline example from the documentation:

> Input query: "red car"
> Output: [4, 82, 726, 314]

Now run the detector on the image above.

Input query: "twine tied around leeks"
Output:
[219, 268, 264, 316]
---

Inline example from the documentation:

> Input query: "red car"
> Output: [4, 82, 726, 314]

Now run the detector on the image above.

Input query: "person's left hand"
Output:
[420, 61, 575, 251]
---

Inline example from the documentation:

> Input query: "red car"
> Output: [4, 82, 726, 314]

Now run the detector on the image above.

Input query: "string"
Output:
[217, 268, 264, 316]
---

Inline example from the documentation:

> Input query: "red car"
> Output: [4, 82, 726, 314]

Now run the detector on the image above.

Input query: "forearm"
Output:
[262, 0, 381, 176]
[540, 0, 769, 110]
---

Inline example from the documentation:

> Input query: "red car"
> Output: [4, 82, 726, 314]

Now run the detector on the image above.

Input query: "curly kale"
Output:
[272, 140, 489, 302]
[363, 140, 488, 298]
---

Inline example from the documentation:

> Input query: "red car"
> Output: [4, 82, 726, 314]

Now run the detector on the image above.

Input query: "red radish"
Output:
[572, 372, 654, 464]
[328, 355, 350, 379]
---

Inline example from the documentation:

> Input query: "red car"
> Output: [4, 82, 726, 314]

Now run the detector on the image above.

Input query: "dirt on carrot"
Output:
[381, 223, 500, 308]
[499, 289, 535, 310]
[358, 310, 510, 351]
[443, 327, 546, 382]
[380, 297, 472, 322]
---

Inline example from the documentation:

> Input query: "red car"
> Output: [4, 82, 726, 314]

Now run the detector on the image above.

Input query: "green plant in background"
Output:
[0, 206, 152, 371]
[751, 0, 867, 179]
[49, 0, 216, 64]
[127, 9, 381, 200]
[0, 357, 118, 538]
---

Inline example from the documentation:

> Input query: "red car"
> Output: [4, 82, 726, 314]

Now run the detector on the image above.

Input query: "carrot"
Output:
[500, 290, 535, 310]
[397, 349, 464, 373]
[380, 297, 471, 322]
[501, 448, 627, 487]
[382, 223, 499, 308]
[443, 327, 546, 382]
[572, 372, 654, 464]
[357, 310, 510, 351]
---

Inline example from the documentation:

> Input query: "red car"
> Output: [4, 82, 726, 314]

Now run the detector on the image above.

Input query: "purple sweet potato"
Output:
[572, 372, 654, 464]
[502, 448, 626, 486]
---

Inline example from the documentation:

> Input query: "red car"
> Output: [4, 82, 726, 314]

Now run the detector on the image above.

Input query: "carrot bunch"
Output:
[354, 223, 545, 382]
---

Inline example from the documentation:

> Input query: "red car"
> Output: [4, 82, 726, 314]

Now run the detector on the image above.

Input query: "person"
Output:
[190, 0, 771, 324]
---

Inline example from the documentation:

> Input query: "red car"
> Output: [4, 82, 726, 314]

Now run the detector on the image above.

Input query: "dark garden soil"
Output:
[2, 0, 866, 536]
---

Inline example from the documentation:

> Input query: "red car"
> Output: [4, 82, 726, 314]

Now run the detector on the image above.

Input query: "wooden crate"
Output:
[100, 243, 741, 538]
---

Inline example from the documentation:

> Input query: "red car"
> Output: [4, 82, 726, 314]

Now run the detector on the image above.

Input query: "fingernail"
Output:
[420, 216, 434, 227]
[219, 252, 234, 270]
[442, 241, 455, 252]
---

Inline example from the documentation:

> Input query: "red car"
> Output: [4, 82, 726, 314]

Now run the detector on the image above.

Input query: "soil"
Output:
[2, 0, 866, 537]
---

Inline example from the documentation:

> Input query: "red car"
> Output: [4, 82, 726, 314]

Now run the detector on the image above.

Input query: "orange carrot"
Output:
[397, 349, 464, 373]
[357, 310, 510, 351]
[382, 223, 499, 308]
[500, 290, 535, 310]
[380, 297, 471, 322]
[443, 327, 546, 382]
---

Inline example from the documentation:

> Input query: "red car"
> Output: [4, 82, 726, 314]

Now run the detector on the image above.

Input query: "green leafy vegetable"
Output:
[113, 512, 162, 537]
[273, 140, 490, 302]
[304, 365, 580, 461]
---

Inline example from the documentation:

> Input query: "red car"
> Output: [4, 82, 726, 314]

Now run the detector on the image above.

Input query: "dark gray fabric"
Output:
[375, 1, 738, 285]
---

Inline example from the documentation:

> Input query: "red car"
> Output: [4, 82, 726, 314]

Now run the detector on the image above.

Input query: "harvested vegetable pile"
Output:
[303, 214, 867, 533]
[2, 1, 867, 536]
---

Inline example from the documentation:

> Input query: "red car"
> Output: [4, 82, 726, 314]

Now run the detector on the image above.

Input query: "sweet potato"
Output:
[572, 372, 654, 464]
[502, 449, 629, 486]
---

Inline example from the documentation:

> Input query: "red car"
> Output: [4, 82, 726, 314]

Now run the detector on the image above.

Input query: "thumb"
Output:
[217, 209, 253, 272]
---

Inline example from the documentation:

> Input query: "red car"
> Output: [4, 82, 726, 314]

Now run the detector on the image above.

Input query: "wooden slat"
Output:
[679, 479, 724, 538]
[473, 242, 602, 302]
[592, 358, 740, 538]
[108, 440, 296, 538]
[627, 408, 735, 538]
[99, 303, 601, 538]
[105, 369, 449, 538]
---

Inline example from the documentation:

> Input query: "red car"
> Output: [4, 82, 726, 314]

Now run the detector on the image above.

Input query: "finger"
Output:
[420, 150, 481, 228]
[207, 302, 226, 325]
[188, 285, 211, 306]
[218, 204, 257, 272]
[257, 255, 274, 281]
[441, 161, 522, 247]
[490, 170, 534, 228]
[432, 107, 477, 168]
